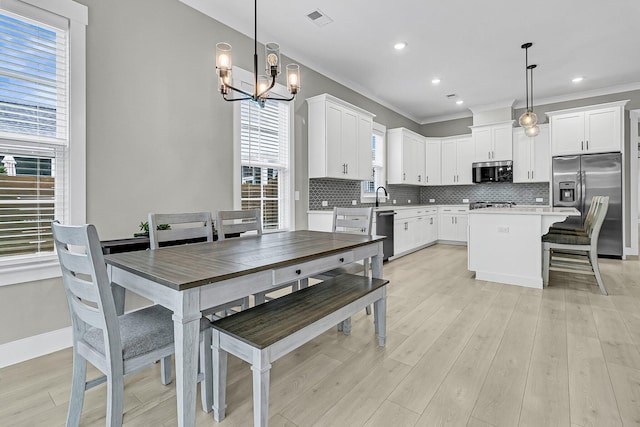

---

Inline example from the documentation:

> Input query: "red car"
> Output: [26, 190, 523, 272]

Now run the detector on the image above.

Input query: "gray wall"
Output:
[0, 0, 420, 346]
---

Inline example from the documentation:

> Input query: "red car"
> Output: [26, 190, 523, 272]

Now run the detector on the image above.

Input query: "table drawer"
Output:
[273, 251, 354, 284]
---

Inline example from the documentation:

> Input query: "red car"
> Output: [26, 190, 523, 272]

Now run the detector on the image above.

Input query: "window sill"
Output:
[0, 255, 61, 287]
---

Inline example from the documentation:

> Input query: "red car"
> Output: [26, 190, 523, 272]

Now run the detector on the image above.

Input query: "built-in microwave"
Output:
[472, 160, 513, 183]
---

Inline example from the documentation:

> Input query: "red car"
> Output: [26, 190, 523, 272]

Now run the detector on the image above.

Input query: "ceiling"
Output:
[181, 0, 640, 124]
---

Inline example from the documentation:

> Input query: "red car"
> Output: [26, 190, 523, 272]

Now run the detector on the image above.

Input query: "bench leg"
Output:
[342, 317, 351, 335]
[200, 328, 213, 413]
[251, 349, 272, 427]
[374, 289, 387, 347]
[212, 330, 228, 422]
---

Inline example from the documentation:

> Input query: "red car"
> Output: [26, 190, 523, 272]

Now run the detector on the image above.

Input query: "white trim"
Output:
[0, 0, 87, 286]
[468, 99, 516, 115]
[0, 326, 72, 368]
[515, 82, 640, 110]
[545, 99, 630, 117]
[628, 109, 640, 256]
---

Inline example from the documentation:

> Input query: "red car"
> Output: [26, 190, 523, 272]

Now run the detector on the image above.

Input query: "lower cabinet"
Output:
[393, 207, 438, 256]
[438, 206, 468, 242]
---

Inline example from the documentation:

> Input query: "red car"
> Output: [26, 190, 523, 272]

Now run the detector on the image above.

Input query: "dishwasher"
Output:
[375, 210, 395, 261]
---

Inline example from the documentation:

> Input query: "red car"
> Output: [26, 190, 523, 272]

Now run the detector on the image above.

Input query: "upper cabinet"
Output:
[425, 138, 441, 186]
[471, 121, 514, 162]
[548, 101, 627, 157]
[307, 94, 375, 180]
[387, 128, 426, 185]
[441, 136, 474, 185]
[513, 124, 550, 183]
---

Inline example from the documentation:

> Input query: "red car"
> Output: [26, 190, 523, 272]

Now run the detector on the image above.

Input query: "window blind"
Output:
[240, 99, 290, 230]
[0, 11, 67, 143]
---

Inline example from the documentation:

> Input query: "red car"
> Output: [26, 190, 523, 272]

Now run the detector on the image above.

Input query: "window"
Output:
[0, 0, 87, 286]
[233, 67, 294, 231]
[361, 122, 386, 202]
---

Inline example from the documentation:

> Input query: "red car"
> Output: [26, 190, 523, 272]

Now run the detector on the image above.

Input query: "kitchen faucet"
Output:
[375, 186, 388, 207]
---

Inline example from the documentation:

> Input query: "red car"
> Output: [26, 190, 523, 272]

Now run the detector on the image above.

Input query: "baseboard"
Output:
[0, 326, 72, 369]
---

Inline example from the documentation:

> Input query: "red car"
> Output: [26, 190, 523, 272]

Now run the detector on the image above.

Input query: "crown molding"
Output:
[513, 82, 640, 109]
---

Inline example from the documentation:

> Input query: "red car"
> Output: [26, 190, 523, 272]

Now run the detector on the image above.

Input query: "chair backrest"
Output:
[587, 196, 609, 249]
[582, 195, 601, 231]
[148, 212, 214, 249]
[215, 209, 263, 241]
[332, 207, 373, 235]
[52, 222, 122, 361]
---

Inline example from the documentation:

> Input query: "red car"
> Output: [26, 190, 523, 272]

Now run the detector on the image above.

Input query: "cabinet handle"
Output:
[581, 141, 584, 150]
[339, 257, 344, 262]
[403, 172, 406, 181]
[345, 164, 348, 174]
[531, 170, 534, 179]
[295, 269, 301, 275]
[488, 151, 491, 159]
[430, 218, 433, 225]
[404, 222, 408, 231]
[418, 174, 421, 182]
[528, 171, 530, 179]
[586, 140, 589, 150]
[426, 176, 429, 183]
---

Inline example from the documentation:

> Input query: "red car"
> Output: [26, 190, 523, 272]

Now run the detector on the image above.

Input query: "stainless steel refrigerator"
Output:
[552, 153, 623, 257]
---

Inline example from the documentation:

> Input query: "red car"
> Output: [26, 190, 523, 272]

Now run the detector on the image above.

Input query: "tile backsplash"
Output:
[308, 179, 419, 210]
[420, 182, 549, 205]
[309, 178, 549, 210]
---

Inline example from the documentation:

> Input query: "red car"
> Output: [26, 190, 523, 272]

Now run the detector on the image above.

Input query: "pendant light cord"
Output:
[524, 46, 529, 112]
[253, 0, 258, 96]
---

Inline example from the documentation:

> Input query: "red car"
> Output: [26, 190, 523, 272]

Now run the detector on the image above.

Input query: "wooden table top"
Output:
[104, 230, 385, 291]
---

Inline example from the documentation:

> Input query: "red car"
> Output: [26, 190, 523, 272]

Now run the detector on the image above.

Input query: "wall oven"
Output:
[472, 160, 513, 183]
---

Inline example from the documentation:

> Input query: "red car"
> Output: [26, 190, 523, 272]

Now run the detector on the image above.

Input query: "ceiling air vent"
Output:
[306, 9, 333, 27]
[446, 94, 457, 98]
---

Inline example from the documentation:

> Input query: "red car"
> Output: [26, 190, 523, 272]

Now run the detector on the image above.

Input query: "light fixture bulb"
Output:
[525, 124, 540, 137]
[216, 42, 232, 71]
[518, 110, 538, 128]
[267, 53, 278, 66]
[286, 64, 300, 94]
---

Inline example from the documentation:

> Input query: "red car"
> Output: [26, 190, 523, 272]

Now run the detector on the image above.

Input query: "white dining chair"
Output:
[148, 211, 250, 316]
[542, 196, 609, 295]
[215, 209, 298, 305]
[52, 222, 213, 427]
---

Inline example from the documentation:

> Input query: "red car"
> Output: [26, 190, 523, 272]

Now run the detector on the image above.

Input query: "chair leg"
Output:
[542, 244, 550, 287]
[200, 329, 213, 413]
[105, 372, 124, 427]
[66, 351, 87, 427]
[589, 250, 608, 296]
[160, 356, 172, 385]
[212, 330, 228, 422]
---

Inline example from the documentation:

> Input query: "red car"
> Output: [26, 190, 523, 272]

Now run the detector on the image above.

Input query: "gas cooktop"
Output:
[469, 201, 517, 210]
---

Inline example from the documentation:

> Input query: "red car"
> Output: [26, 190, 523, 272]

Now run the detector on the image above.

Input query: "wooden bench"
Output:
[210, 273, 389, 427]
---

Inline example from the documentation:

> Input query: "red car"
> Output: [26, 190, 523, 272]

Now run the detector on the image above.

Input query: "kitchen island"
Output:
[468, 206, 580, 288]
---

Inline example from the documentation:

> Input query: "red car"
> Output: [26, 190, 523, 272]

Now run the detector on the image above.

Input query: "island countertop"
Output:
[469, 206, 579, 216]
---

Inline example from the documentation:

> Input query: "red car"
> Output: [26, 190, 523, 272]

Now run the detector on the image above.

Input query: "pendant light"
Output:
[518, 42, 538, 135]
[215, 0, 300, 108]
[524, 63, 540, 136]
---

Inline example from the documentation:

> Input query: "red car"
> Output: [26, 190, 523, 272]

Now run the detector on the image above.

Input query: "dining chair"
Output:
[542, 196, 609, 295]
[52, 222, 213, 427]
[313, 207, 375, 322]
[148, 212, 249, 315]
[215, 209, 297, 305]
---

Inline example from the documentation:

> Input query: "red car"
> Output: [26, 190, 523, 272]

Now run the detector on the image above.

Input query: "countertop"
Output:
[308, 204, 469, 214]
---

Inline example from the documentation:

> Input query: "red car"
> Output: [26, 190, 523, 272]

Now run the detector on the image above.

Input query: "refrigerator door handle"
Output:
[581, 170, 587, 223]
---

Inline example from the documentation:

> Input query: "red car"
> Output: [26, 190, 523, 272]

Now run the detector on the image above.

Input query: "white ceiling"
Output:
[181, 0, 640, 124]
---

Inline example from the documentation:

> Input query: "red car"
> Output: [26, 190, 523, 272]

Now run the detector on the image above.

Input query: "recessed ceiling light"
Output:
[432, 78, 441, 84]
[456, 100, 464, 105]
[394, 42, 407, 50]
[572, 76, 584, 83]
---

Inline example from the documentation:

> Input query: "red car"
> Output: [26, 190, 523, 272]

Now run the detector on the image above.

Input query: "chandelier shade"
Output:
[215, 0, 300, 107]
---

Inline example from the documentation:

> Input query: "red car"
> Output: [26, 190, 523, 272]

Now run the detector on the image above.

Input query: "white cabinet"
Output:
[438, 206, 468, 242]
[548, 102, 626, 156]
[513, 124, 550, 183]
[307, 93, 375, 180]
[387, 128, 426, 185]
[393, 207, 438, 256]
[472, 122, 514, 162]
[425, 138, 441, 185]
[441, 136, 474, 185]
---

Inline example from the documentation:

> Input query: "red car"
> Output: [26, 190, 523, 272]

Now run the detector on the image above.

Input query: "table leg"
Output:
[371, 241, 384, 334]
[173, 290, 200, 427]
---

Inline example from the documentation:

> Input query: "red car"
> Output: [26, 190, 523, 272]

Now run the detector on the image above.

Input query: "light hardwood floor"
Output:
[2, 244, 640, 426]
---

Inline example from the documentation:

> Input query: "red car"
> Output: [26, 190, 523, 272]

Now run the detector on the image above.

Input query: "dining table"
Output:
[104, 230, 386, 427]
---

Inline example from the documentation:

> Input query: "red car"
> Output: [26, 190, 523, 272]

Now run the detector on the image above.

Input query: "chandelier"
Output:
[215, 0, 300, 108]
[518, 42, 539, 137]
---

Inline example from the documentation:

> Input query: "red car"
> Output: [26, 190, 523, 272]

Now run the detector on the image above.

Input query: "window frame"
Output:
[0, 0, 87, 287]
[361, 122, 387, 203]
[232, 66, 295, 232]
